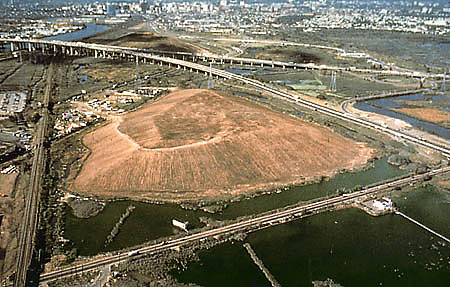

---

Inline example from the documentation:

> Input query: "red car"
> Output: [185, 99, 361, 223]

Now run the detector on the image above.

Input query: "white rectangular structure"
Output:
[172, 219, 188, 231]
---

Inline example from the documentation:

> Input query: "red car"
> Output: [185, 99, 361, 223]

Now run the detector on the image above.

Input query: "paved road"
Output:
[1, 38, 449, 286]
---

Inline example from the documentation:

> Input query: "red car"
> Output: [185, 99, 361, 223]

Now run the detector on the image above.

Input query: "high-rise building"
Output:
[140, 0, 148, 12]
[106, 4, 116, 17]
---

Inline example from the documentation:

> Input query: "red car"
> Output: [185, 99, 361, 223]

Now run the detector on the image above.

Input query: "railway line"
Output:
[13, 63, 52, 287]
[1, 38, 449, 286]
[38, 166, 450, 285]
[161, 56, 450, 158]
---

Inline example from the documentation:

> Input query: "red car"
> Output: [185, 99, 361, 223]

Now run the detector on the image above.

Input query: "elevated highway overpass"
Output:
[1, 37, 449, 286]
[1, 38, 446, 79]
[1, 38, 449, 157]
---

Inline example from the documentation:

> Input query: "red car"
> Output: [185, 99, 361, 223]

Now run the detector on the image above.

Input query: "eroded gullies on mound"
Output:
[72, 89, 374, 198]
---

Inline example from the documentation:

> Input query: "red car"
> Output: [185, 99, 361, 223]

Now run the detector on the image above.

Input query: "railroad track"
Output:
[38, 166, 450, 284]
[2, 39, 448, 286]
[1, 39, 449, 157]
[13, 63, 52, 287]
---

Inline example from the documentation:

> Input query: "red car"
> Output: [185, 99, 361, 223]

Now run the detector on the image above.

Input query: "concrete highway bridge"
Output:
[1, 38, 446, 79]
[1, 38, 449, 286]
[1, 38, 449, 159]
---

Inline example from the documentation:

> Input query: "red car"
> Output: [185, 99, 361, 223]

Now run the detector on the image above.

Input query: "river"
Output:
[355, 93, 450, 140]
[43, 23, 109, 42]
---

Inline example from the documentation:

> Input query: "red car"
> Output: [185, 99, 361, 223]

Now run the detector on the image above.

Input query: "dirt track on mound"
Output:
[72, 89, 374, 201]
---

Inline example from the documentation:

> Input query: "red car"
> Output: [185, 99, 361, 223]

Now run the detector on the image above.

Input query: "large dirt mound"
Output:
[72, 89, 373, 200]
[110, 33, 195, 53]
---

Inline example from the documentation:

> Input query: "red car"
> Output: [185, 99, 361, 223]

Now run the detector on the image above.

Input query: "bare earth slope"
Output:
[72, 89, 374, 200]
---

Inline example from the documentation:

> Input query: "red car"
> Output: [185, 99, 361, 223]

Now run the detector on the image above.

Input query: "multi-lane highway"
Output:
[1, 38, 449, 286]
[1, 38, 447, 80]
[163, 56, 450, 158]
[37, 166, 450, 285]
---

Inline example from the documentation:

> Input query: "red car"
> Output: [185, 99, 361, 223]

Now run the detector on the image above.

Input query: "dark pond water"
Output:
[65, 158, 406, 256]
[174, 186, 450, 287]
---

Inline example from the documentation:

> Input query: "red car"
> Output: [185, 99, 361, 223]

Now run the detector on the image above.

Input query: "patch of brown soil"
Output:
[438, 180, 450, 189]
[0, 173, 17, 197]
[72, 89, 374, 200]
[256, 48, 321, 63]
[112, 33, 196, 53]
[393, 108, 450, 123]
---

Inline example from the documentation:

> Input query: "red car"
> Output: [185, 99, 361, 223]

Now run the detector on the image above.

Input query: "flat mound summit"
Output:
[72, 89, 374, 200]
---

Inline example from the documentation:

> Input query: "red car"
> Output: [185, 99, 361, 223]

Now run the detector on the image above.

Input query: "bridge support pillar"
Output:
[230, 60, 233, 66]
[10, 43, 14, 52]
[53, 44, 57, 54]
[261, 63, 263, 67]
[28, 42, 32, 52]
[95, 50, 98, 58]
[70, 47, 73, 56]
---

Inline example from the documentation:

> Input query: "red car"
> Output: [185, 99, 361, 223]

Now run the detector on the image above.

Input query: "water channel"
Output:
[56, 22, 449, 285]
[65, 158, 406, 256]
[355, 93, 450, 140]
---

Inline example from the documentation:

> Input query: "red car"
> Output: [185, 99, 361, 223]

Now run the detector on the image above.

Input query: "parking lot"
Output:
[0, 91, 26, 114]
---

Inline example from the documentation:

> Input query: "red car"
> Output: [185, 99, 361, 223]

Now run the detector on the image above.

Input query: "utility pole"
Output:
[441, 72, 446, 92]
[208, 62, 214, 89]
[330, 71, 337, 92]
